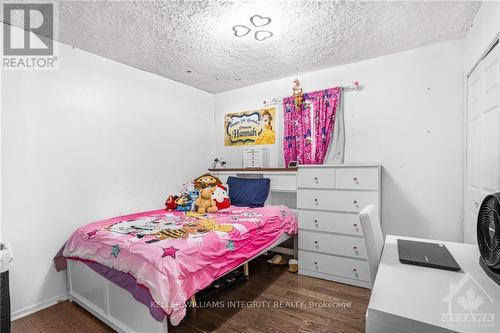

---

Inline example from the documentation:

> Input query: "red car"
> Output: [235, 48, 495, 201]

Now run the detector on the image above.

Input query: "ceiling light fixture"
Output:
[250, 15, 271, 27]
[232, 14, 273, 41]
[254, 31, 273, 41]
[232, 25, 251, 37]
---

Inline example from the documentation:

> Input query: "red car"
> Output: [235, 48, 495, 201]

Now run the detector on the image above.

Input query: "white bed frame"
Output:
[67, 233, 295, 333]
[68, 168, 298, 332]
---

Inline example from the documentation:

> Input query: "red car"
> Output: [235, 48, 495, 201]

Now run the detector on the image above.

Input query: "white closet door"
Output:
[464, 43, 500, 244]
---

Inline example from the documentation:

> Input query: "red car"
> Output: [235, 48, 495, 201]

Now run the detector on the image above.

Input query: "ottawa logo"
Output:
[441, 273, 496, 330]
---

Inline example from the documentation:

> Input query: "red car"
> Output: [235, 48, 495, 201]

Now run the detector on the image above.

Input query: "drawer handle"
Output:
[353, 246, 357, 250]
[314, 262, 318, 265]
[314, 219, 318, 223]
[314, 241, 318, 244]
[353, 223, 357, 227]
[352, 268, 357, 272]
[353, 177, 359, 184]
[314, 177, 318, 183]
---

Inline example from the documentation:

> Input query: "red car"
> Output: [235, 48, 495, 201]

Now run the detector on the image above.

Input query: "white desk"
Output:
[366, 235, 500, 333]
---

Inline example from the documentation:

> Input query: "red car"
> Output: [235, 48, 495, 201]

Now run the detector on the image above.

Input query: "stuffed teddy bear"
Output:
[194, 173, 222, 190]
[195, 187, 218, 214]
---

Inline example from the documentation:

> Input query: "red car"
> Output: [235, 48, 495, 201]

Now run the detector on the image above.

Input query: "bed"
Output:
[60, 205, 297, 332]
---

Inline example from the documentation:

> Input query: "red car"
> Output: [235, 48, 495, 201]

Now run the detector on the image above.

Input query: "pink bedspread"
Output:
[63, 205, 297, 325]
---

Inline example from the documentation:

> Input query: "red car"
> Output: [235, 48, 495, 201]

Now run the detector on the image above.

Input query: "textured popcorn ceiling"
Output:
[3, 1, 480, 93]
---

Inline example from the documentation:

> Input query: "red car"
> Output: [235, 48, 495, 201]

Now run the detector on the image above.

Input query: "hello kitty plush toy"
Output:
[212, 184, 231, 210]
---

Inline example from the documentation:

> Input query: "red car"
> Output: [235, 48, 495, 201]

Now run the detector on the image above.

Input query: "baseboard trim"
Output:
[11, 293, 68, 321]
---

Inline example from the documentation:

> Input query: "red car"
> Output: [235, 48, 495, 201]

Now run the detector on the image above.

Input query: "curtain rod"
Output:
[262, 81, 361, 106]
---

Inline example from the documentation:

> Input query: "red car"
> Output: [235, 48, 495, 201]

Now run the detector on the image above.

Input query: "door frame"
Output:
[463, 34, 500, 243]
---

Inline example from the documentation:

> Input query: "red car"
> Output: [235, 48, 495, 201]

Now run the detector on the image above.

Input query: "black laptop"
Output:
[397, 239, 461, 271]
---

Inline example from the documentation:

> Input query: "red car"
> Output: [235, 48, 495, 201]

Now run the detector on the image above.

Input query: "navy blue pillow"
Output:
[226, 176, 270, 207]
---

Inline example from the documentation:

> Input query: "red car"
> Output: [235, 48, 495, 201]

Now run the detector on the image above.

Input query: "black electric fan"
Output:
[477, 193, 500, 286]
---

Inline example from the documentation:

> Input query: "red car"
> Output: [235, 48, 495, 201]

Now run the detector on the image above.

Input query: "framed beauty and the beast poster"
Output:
[224, 107, 276, 146]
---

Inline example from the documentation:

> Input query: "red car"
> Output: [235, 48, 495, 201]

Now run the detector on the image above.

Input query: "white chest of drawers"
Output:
[297, 164, 381, 289]
[243, 149, 264, 168]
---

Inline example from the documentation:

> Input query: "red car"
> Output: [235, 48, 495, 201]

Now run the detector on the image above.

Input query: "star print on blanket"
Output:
[226, 240, 235, 251]
[111, 244, 120, 258]
[162, 246, 178, 259]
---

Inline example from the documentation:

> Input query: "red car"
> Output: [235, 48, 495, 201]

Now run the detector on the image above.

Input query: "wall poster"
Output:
[224, 107, 276, 146]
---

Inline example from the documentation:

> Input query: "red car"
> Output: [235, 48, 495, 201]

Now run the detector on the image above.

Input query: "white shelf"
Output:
[270, 188, 296, 193]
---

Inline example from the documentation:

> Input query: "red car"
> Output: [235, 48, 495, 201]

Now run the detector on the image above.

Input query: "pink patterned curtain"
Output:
[283, 87, 341, 165]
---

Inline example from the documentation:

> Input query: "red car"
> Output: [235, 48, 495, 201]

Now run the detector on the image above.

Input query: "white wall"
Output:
[1, 25, 215, 318]
[215, 40, 465, 242]
[463, 1, 499, 74]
